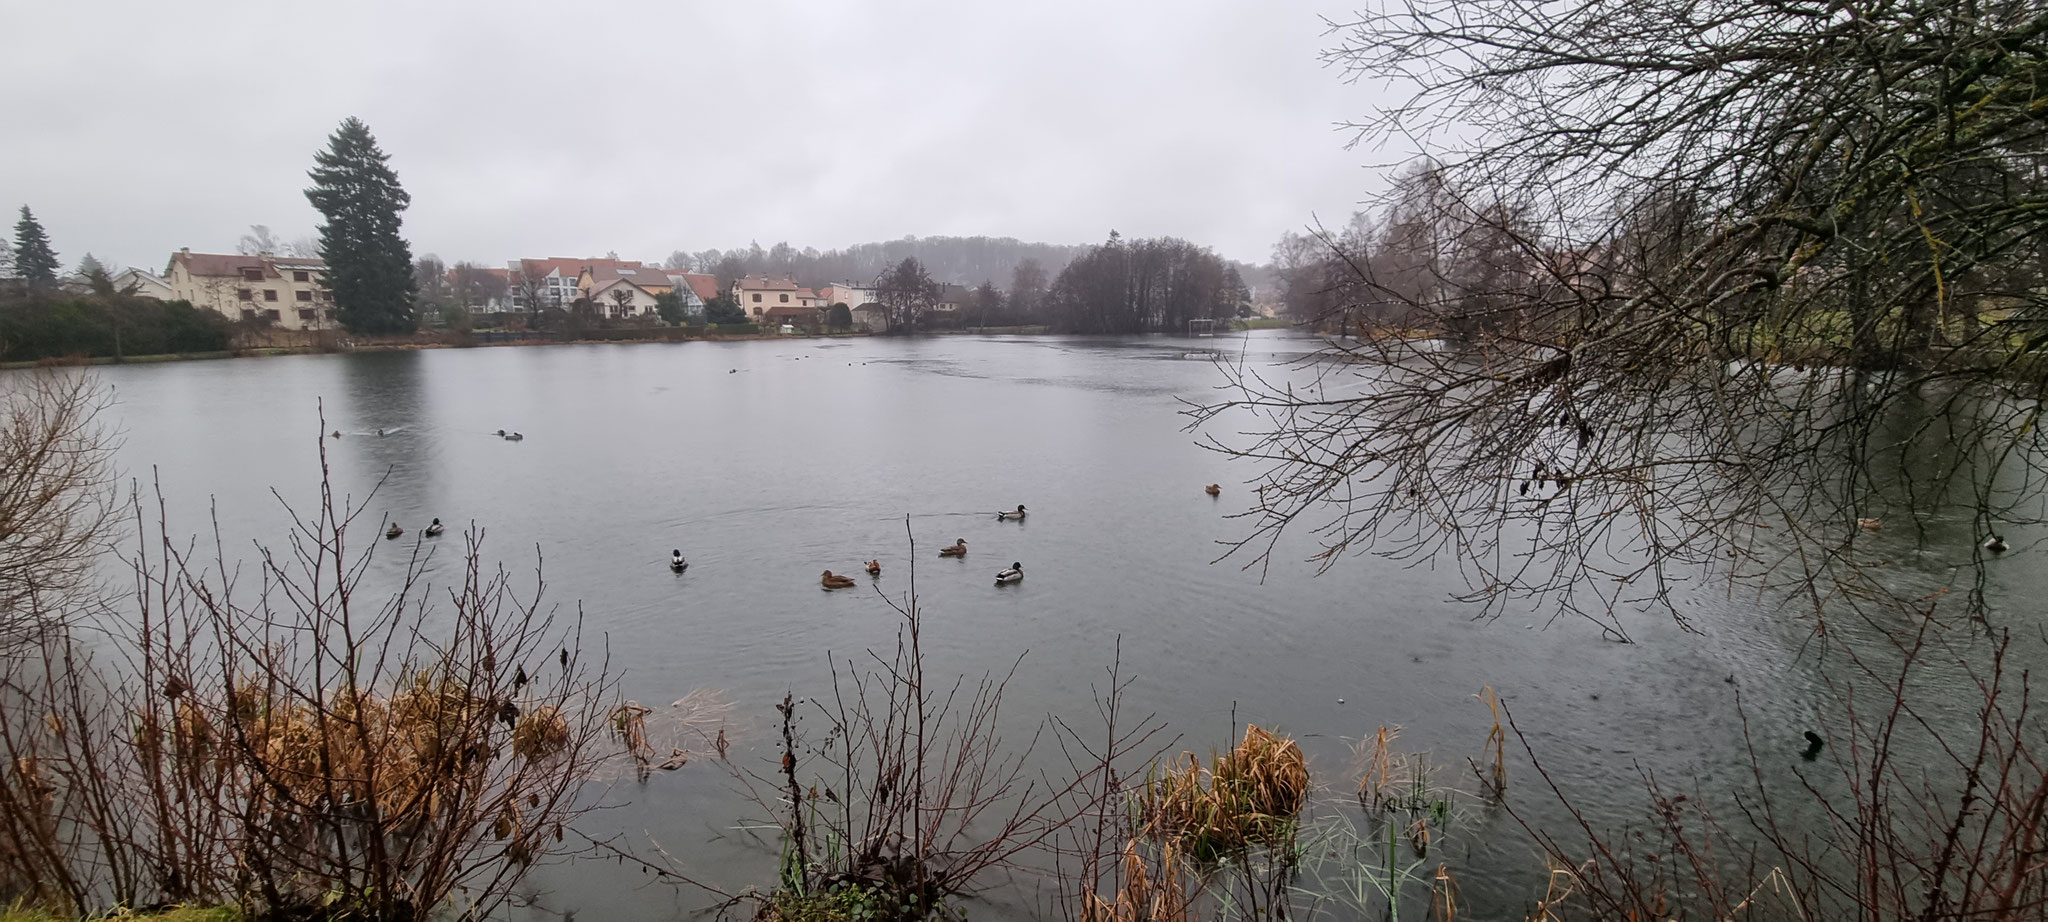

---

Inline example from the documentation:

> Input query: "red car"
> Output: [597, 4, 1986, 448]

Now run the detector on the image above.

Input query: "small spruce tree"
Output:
[13, 206, 60, 284]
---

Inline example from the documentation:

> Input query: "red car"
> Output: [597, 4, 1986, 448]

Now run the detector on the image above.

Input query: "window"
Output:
[237, 288, 253, 301]
[298, 308, 317, 321]
[241, 268, 264, 281]
[264, 310, 281, 322]
[751, 293, 763, 302]
[240, 309, 257, 321]
[295, 290, 312, 302]
[779, 293, 789, 303]
[292, 271, 309, 282]
[263, 289, 278, 301]
[319, 291, 333, 301]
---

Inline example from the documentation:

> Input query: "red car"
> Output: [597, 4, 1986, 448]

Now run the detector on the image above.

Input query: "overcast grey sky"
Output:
[2, 0, 1390, 272]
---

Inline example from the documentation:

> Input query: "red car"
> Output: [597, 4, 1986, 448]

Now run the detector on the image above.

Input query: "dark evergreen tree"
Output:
[13, 206, 59, 284]
[305, 118, 416, 334]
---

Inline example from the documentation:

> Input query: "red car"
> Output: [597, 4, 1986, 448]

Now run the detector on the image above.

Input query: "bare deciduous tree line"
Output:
[1217, 0, 2048, 633]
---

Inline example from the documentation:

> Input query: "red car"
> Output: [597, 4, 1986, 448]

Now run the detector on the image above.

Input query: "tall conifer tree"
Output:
[12, 206, 59, 284]
[305, 118, 415, 333]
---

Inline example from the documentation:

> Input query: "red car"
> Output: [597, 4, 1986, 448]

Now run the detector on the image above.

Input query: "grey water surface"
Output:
[86, 331, 2038, 919]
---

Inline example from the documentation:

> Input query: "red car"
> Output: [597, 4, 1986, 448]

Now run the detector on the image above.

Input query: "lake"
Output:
[84, 331, 2039, 919]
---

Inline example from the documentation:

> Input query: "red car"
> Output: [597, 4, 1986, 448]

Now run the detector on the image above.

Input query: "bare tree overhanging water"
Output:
[1197, 0, 2048, 635]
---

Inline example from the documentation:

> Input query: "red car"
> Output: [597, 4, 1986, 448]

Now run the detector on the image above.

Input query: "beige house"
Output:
[732, 276, 806, 320]
[577, 265, 673, 320]
[164, 249, 336, 329]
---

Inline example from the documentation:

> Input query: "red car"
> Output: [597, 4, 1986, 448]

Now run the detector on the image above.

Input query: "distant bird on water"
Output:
[505, 432, 524, 441]
[865, 559, 882, 577]
[670, 550, 688, 572]
[820, 570, 857, 589]
[1801, 730, 1825, 761]
[1983, 535, 2009, 553]
[385, 523, 404, 540]
[1205, 484, 1221, 497]
[997, 504, 1027, 521]
[995, 562, 1023, 585]
[424, 518, 444, 536]
[1857, 517, 1881, 530]
[938, 539, 968, 558]
[331, 430, 342, 438]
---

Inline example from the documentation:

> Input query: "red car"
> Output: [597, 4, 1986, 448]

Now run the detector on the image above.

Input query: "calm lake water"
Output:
[85, 332, 2041, 919]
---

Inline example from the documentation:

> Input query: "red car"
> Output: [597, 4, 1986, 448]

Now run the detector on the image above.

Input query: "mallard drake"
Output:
[997, 504, 1027, 521]
[384, 523, 404, 540]
[425, 518, 444, 537]
[671, 549, 688, 571]
[1204, 484, 1221, 496]
[495, 429, 506, 437]
[1984, 535, 2009, 553]
[995, 562, 1023, 585]
[938, 539, 967, 558]
[865, 559, 882, 576]
[821, 570, 857, 589]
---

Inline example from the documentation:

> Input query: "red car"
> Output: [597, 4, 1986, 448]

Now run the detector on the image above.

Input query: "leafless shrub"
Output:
[0, 427, 618, 919]
[0, 370, 116, 649]
[1503, 619, 2046, 920]
[716, 520, 1174, 918]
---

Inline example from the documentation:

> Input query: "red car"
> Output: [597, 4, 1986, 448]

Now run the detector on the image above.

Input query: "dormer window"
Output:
[241, 268, 264, 281]
[293, 271, 309, 282]
[779, 294, 789, 303]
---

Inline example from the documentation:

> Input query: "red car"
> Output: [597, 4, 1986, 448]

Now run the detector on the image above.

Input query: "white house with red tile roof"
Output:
[576, 265, 673, 320]
[508, 257, 643, 311]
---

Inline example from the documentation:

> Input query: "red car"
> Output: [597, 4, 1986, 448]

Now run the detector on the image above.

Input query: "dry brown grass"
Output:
[1140, 724, 1309, 859]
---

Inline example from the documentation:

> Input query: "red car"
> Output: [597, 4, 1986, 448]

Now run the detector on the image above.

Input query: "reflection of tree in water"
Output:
[332, 351, 438, 546]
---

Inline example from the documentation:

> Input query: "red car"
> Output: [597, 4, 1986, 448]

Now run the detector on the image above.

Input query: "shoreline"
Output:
[1, 322, 1292, 370]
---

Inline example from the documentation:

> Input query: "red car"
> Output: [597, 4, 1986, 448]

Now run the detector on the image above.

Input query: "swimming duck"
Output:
[425, 518, 444, 537]
[821, 570, 857, 589]
[505, 432, 525, 441]
[995, 562, 1023, 585]
[496, 429, 506, 437]
[1983, 535, 2009, 553]
[1857, 517, 1881, 531]
[331, 430, 342, 438]
[1801, 730, 1825, 761]
[938, 539, 967, 558]
[670, 549, 688, 571]
[865, 559, 882, 577]
[377, 428, 387, 437]
[1204, 484, 1221, 496]
[385, 523, 404, 540]
[997, 504, 1027, 521]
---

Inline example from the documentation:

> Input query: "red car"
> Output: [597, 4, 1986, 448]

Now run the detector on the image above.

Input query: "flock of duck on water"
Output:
[811, 503, 1030, 590]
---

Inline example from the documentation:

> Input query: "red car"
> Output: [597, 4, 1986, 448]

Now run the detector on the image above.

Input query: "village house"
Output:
[163, 249, 336, 330]
[110, 267, 174, 300]
[731, 275, 801, 320]
[576, 265, 673, 319]
[507, 257, 643, 311]
[664, 271, 720, 314]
